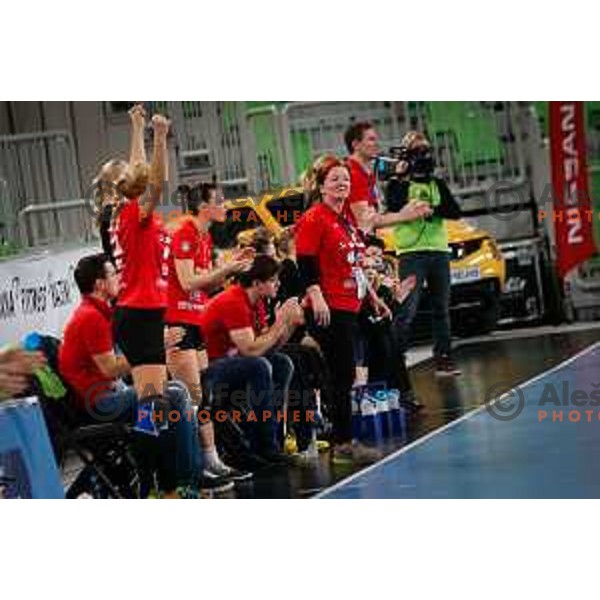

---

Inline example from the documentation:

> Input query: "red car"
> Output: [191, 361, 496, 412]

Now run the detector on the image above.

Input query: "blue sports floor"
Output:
[319, 341, 600, 499]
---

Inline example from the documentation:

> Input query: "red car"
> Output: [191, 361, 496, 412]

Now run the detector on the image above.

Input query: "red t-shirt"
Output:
[110, 199, 168, 309]
[199, 285, 267, 360]
[59, 296, 115, 409]
[343, 157, 380, 226]
[165, 218, 212, 325]
[295, 203, 367, 313]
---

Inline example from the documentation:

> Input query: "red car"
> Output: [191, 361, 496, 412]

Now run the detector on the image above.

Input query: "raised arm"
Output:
[140, 113, 170, 218]
[373, 201, 432, 228]
[175, 257, 252, 294]
[128, 103, 147, 166]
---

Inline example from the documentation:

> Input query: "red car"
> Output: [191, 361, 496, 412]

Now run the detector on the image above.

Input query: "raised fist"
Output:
[151, 114, 170, 137]
[129, 103, 146, 129]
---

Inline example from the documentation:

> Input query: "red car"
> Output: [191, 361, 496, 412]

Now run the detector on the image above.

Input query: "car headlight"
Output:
[450, 239, 484, 261]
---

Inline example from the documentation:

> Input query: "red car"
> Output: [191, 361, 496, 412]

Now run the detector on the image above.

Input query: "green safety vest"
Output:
[393, 180, 449, 255]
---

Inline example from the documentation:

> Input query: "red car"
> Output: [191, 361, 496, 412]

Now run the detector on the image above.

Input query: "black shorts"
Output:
[165, 322, 205, 352]
[113, 307, 166, 368]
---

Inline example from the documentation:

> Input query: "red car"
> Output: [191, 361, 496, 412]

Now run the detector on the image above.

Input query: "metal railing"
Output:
[279, 101, 401, 184]
[245, 104, 288, 192]
[18, 199, 94, 249]
[403, 101, 528, 197]
[0, 177, 14, 237]
[0, 176, 21, 258]
[275, 101, 528, 198]
[168, 101, 252, 195]
[0, 130, 81, 204]
[162, 101, 532, 206]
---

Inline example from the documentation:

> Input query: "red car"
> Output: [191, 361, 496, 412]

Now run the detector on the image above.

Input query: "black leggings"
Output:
[310, 310, 358, 445]
[361, 319, 412, 393]
[281, 343, 333, 451]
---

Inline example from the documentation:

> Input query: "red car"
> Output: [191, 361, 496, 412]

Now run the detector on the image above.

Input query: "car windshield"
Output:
[264, 191, 306, 227]
[211, 190, 306, 250]
[211, 207, 261, 250]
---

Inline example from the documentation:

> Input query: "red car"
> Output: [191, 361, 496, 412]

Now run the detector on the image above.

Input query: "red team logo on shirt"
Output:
[165, 219, 213, 325]
[296, 203, 367, 313]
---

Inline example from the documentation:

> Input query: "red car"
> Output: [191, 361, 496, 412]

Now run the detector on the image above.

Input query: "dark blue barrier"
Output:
[0, 397, 64, 499]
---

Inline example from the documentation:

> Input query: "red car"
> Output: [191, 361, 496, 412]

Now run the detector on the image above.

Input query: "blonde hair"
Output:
[401, 131, 429, 150]
[91, 159, 151, 225]
[277, 227, 295, 257]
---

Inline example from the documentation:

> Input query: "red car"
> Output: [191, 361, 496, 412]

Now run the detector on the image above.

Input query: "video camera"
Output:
[374, 144, 436, 181]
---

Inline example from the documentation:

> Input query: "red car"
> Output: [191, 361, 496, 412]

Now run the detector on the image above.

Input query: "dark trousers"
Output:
[393, 251, 452, 359]
[282, 344, 331, 451]
[80, 382, 201, 493]
[203, 353, 294, 455]
[361, 320, 411, 393]
[311, 310, 358, 445]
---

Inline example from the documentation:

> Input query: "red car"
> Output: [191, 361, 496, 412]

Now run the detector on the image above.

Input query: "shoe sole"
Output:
[229, 472, 254, 483]
[201, 481, 235, 495]
[435, 371, 461, 378]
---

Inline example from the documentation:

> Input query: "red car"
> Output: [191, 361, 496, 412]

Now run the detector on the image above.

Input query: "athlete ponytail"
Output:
[92, 158, 151, 227]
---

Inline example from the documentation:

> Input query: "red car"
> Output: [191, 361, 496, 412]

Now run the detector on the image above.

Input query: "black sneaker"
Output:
[224, 466, 253, 483]
[205, 462, 254, 483]
[435, 356, 462, 378]
[200, 470, 235, 495]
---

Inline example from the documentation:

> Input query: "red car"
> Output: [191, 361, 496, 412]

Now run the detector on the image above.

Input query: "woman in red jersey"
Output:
[164, 182, 254, 483]
[295, 156, 392, 464]
[93, 103, 171, 418]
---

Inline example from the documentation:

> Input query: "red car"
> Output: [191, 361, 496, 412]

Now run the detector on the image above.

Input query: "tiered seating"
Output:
[246, 102, 284, 190]
[290, 130, 313, 177]
[425, 102, 502, 167]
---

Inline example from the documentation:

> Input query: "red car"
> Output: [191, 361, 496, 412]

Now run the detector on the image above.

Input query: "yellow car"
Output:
[212, 187, 506, 335]
[446, 220, 506, 335]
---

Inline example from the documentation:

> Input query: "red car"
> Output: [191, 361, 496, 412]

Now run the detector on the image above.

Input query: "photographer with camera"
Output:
[343, 122, 432, 234]
[386, 131, 462, 379]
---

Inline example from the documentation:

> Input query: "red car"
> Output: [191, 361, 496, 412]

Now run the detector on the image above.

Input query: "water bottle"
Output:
[387, 389, 407, 440]
[306, 427, 319, 460]
[374, 390, 391, 439]
[351, 390, 362, 441]
[360, 395, 381, 444]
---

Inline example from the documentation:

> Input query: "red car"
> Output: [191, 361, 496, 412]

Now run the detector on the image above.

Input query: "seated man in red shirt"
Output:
[199, 255, 305, 465]
[59, 254, 131, 418]
[59, 253, 200, 496]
